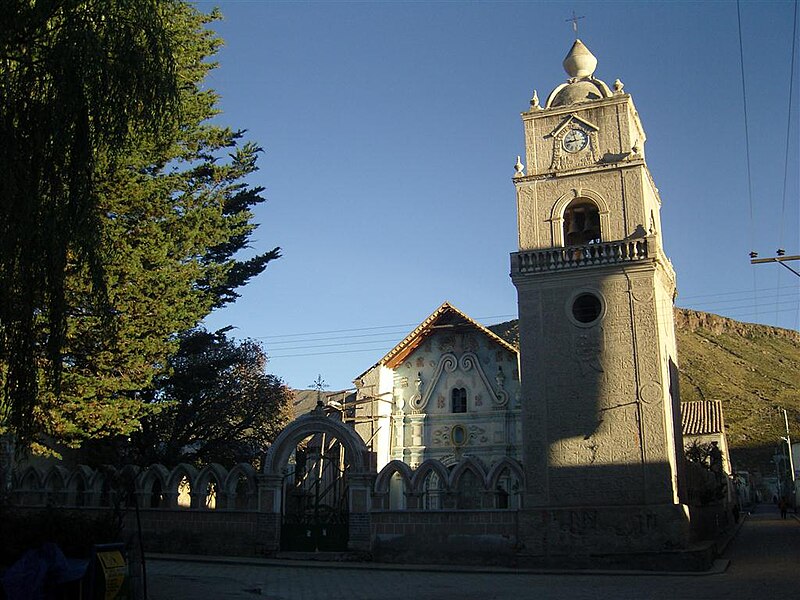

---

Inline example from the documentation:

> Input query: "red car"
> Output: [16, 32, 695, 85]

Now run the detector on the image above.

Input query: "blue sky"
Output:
[198, 0, 799, 391]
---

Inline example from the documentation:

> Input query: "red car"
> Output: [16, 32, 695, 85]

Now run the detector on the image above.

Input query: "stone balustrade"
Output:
[511, 237, 651, 275]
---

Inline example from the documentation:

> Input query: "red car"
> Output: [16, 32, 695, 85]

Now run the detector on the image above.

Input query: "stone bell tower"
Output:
[511, 40, 688, 556]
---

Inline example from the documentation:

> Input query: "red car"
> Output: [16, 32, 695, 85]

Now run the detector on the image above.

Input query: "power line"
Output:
[264, 337, 406, 353]
[776, 0, 799, 326]
[247, 291, 800, 353]
[778, 0, 799, 253]
[265, 329, 421, 346]
[266, 306, 799, 360]
[253, 313, 517, 340]
[677, 285, 798, 301]
[269, 346, 396, 359]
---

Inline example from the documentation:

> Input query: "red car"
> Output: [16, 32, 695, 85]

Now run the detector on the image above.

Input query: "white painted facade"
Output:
[352, 303, 522, 473]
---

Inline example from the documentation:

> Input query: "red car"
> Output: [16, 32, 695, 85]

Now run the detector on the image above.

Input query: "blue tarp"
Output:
[1, 543, 87, 600]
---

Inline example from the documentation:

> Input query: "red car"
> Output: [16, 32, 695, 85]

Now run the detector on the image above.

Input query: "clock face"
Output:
[563, 128, 589, 153]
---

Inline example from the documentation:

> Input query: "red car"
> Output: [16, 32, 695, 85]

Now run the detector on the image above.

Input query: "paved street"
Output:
[147, 504, 799, 600]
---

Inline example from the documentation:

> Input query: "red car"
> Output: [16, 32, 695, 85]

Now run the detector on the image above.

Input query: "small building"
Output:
[681, 400, 732, 475]
[348, 302, 522, 474]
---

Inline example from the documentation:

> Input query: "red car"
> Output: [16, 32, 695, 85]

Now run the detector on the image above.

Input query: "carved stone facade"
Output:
[353, 303, 521, 474]
[511, 40, 688, 553]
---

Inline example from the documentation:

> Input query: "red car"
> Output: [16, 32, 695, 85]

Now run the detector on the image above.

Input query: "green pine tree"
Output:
[1, 2, 280, 452]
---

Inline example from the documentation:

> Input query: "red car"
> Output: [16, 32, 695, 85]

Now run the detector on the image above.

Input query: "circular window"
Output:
[571, 293, 602, 324]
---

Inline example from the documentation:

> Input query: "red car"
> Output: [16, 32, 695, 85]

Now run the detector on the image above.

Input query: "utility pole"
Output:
[750, 253, 800, 277]
[780, 408, 796, 501]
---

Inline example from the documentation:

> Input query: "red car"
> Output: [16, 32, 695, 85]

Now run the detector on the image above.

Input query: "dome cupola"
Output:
[545, 39, 613, 108]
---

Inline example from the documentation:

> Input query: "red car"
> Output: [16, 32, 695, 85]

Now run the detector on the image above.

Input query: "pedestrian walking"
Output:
[778, 497, 788, 519]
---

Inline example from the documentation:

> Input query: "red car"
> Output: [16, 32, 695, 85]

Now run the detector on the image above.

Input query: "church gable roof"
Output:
[357, 302, 517, 379]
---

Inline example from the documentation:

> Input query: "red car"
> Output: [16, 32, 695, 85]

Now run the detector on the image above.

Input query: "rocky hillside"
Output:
[488, 309, 800, 474]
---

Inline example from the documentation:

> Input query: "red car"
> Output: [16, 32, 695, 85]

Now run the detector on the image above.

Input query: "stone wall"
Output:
[129, 509, 265, 557]
[371, 510, 518, 565]
[7, 455, 723, 569]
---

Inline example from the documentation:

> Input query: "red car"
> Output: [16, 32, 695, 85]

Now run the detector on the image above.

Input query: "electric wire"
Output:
[262, 296, 799, 359]
[266, 304, 800, 360]
[779, 0, 798, 252]
[777, 0, 799, 327]
[246, 287, 799, 356]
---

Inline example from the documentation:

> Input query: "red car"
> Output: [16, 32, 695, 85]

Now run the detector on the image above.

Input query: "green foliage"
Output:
[684, 440, 723, 471]
[131, 328, 292, 468]
[1, 2, 280, 450]
[0, 0, 181, 445]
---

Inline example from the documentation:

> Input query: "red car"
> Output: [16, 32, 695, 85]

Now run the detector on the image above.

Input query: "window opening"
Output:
[452, 388, 467, 413]
[572, 293, 602, 324]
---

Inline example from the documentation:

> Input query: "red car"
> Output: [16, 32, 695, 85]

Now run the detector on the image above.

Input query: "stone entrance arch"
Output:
[261, 407, 375, 552]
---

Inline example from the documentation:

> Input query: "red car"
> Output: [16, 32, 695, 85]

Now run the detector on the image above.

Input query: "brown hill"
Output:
[488, 309, 799, 475]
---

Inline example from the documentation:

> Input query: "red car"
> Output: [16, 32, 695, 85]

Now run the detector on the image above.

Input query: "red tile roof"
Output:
[681, 400, 725, 435]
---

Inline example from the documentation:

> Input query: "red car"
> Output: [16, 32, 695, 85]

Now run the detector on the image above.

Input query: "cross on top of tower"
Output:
[565, 11, 585, 37]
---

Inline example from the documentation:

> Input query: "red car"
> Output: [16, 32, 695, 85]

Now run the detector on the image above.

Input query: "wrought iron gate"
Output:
[280, 432, 349, 551]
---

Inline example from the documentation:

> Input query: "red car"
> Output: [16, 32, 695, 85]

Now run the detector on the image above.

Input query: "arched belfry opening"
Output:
[563, 199, 601, 246]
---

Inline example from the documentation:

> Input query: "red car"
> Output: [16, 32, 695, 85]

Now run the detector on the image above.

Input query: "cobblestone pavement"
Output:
[146, 504, 799, 600]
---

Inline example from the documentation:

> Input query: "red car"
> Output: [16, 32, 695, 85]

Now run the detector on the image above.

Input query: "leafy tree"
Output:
[131, 328, 292, 468]
[0, 0, 180, 445]
[0, 2, 280, 451]
[684, 440, 727, 505]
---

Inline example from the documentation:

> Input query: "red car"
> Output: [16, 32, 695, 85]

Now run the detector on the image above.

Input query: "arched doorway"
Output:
[280, 431, 349, 551]
[263, 407, 374, 553]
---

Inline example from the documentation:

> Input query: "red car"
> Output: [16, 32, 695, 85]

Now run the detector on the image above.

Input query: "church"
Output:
[9, 37, 734, 568]
[344, 37, 683, 487]
[327, 36, 698, 558]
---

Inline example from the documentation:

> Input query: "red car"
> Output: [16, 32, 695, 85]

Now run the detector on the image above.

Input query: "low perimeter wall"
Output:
[128, 509, 273, 557]
[371, 510, 519, 565]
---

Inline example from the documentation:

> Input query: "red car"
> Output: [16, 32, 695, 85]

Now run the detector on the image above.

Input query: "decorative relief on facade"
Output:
[408, 372, 425, 412]
[475, 393, 483, 407]
[460, 351, 509, 408]
[573, 331, 604, 375]
[584, 439, 599, 464]
[397, 376, 409, 388]
[462, 334, 479, 352]
[439, 335, 456, 353]
[630, 281, 654, 304]
[638, 381, 662, 405]
[431, 424, 488, 447]
[416, 357, 425, 368]
[496, 365, 506, 389]
[408, 353, 457, 411]
[436, 395, 445, 409]
[518, 185, 535, 209]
